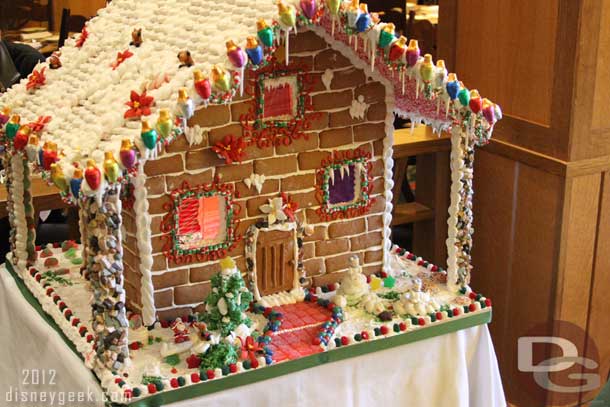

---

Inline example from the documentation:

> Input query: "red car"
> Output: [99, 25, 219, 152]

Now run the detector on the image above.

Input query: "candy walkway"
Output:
[268, 302, 332, 362]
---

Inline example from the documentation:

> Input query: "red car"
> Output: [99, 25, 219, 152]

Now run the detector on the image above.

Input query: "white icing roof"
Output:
[0, 0, 279, 167]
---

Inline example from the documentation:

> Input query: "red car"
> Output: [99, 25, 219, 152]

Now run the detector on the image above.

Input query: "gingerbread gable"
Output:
[119, 29, 391, 322]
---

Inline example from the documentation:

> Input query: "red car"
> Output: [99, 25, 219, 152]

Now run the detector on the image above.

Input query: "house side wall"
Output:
[135, 31, 388, 321]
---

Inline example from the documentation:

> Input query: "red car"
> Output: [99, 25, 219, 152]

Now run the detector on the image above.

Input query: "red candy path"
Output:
[268, 302, 332, 362]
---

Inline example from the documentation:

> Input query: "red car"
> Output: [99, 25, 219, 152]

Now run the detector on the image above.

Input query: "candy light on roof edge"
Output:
[245, 37, 264, 66]
[300, 0, 317, 20]
[277, 1, 297, 65]
[326, 0, 341, 36]
[193, 70, 212, 102]
[226, 40, 247, 96]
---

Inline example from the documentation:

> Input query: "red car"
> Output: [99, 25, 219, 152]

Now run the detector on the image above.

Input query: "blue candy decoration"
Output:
[70, 177, 83, 198]
[446, 80, 460, 100]
[246, 45, 264, 66]
[355, 13, 371, 33]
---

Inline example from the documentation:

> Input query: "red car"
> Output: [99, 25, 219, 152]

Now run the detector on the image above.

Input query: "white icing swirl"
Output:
[133, 163, 156, 326]
[445, 126, 464, 291]
[10, 155, 28, 270]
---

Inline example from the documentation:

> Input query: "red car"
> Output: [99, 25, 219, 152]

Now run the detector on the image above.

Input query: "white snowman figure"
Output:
[335, 256, 369, 306]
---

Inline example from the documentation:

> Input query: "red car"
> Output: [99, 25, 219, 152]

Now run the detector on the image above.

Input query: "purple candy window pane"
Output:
[328, 164, 356, 204]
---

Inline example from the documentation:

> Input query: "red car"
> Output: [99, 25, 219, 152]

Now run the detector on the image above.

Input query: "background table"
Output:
[0, 266, 506, 407]
[0, 175, 64, 218]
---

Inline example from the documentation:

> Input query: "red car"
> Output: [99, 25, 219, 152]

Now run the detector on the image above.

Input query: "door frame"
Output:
[244, 221, 305, 302]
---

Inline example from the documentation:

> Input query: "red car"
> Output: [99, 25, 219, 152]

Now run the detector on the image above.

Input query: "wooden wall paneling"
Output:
[471, 149, 518, 396]
[484, 136, 610, 180]
[591, 1, 610, 132]
[554, 174, 600, 327]
[582, 171, 610, 403]
[507, 163, 563, 407]
[438, 0, 610, 404]
[568, 0, 610, 161]
[438, 0, 581, 160]
[452, 0, 558, 127]
[548, 0, 581, 154]
[482, 138, 567, 178]
[550, 173, 601, 406]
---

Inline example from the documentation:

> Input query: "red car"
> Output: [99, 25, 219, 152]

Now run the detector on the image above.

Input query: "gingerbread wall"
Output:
[125, 30, 389, 321]
[122, 204, 143, 313]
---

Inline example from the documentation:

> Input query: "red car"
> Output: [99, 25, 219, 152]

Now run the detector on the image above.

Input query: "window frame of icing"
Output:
[315, 148, 375, 221]
[255, 70, 305, 129]
[161, 180, 240, 261]
[239, 60, 320, 149]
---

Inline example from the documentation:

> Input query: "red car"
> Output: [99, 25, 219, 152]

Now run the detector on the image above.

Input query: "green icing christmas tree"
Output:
[202, 257, 253, 336]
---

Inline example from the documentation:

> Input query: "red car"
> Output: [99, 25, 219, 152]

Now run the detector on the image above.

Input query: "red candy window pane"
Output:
[263, 83, 294, 118]
[177, 195, 226, 250]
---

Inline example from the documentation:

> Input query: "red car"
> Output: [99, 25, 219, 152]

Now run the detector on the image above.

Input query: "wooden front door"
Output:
[256, 229, 295, 297]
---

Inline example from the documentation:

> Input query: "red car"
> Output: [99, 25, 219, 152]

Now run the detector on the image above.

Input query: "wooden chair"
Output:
[58, 8, 87, 48]
[406, 10, 437, 58]
[368, 0, 407, 36]
[30, 0, 54, 30]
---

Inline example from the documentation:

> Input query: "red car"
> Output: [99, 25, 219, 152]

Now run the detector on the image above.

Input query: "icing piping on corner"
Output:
[11, 155, 28, 270]
[133, 163, 156, 326]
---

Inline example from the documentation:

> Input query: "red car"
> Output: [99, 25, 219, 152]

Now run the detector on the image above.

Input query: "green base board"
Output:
[4, 259, 492, 407]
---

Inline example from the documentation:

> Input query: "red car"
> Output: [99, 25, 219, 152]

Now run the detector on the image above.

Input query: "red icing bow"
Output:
[111, 49, 134, 70]
[26, 67, 46, 91]
[124, 90, 154, 119]
[27, 116, 52, 133]
[238, 336, 263, 364]
[281, 192, 299, 221]
[211, 135, 247, 164]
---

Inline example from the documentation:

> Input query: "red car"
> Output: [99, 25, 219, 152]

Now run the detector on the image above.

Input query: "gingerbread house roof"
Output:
[0, 0, 500, 199]
[0, 0, 279, 168]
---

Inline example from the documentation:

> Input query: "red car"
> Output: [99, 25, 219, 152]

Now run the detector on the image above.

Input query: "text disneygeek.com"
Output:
[4, 369, 129, 406]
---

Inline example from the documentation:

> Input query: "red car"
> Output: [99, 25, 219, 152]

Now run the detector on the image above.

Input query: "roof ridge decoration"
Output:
[0, 0, 502, 203]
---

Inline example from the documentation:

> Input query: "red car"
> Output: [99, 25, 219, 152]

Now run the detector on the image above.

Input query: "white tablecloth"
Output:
[0, 268, 506, 407]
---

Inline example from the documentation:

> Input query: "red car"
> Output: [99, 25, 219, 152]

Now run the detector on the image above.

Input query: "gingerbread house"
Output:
[0, 0, 500, 374]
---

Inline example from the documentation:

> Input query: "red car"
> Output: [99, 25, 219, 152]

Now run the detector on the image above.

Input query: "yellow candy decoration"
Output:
[103, 151, 120, 183]
[211, 65, 231, 92]
[369, 275, 382, 291]
[220, 257, 236, 270]
[50, 163, 68, 193]
[420, 54, 434, 82]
